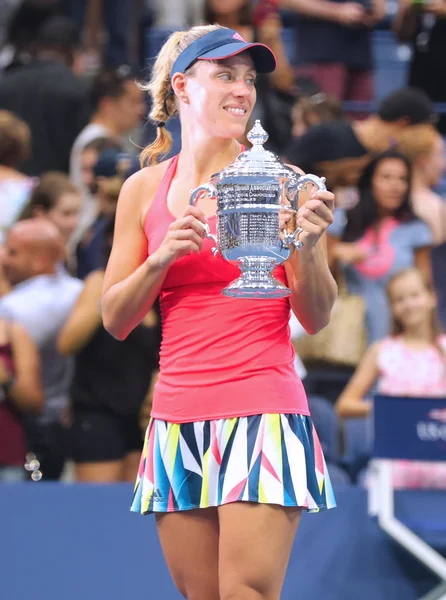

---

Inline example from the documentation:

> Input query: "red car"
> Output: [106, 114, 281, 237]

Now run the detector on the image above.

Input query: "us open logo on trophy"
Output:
[190, 120, 326, 299]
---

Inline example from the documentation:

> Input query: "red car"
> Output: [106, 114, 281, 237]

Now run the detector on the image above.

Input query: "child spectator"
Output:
[336, 267, 446, 489]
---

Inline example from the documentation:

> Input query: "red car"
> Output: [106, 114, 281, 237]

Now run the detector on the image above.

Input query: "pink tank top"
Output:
[145, 155, 309, 423]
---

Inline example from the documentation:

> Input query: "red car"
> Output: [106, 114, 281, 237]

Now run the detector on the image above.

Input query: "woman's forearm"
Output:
[336, 397, 372, 418]
[8, 381, 43, 413]
[286, 241, 337, 334]
[102, 254, 168, 341]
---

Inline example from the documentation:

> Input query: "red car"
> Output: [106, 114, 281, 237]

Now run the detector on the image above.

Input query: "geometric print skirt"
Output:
[131, 413, 336, 515]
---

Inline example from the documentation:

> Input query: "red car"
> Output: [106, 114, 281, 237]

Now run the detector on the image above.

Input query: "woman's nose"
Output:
[232, 80, 252, 98]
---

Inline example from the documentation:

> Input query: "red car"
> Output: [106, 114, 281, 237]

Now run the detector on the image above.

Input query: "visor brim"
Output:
[197, 42, 276, 74]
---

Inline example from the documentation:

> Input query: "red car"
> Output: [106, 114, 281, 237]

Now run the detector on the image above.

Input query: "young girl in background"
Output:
[336, 267, 446, 489]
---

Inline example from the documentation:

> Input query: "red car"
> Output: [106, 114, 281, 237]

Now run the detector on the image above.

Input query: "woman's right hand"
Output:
[153, 205, 208, 269]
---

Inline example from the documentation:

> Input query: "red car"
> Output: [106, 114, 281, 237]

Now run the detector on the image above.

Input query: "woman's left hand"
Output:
[294, 189, 335, 249]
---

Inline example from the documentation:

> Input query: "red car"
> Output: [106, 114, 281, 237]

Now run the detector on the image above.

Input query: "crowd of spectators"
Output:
[0, 0, 444, 490]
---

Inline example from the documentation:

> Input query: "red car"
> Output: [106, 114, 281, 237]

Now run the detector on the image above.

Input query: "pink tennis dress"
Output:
[131, 155, 336, 514]
[377, 335, 446, 489]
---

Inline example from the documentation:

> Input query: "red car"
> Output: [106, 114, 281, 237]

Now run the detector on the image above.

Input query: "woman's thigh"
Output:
[75, 460, 123, 482]
[218, 502, 302, 600]
[121, 450, 141, 482]
[156, 508, 220, 600]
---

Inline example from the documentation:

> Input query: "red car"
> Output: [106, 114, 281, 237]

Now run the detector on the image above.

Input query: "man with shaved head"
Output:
[0, 219, 83, 479]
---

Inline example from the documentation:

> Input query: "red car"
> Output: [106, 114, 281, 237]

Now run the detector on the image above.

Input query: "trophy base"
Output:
[222, 258, 292, 299]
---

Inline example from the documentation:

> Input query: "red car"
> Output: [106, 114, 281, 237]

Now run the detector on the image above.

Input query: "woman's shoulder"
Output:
[396, 216, 433, 247]
[122, 158, 172, 197]
[117, 158, 174, 225]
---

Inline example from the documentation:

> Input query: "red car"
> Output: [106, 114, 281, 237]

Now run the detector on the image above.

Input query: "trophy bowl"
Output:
[190, 120, 326, 299]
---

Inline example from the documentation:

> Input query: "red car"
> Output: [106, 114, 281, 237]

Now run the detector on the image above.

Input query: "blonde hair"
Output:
[140, 24, 223, 167]
[396, 124, 440, 162]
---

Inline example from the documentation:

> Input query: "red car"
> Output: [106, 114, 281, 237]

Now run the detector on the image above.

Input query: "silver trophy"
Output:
[190, 120, 326, 299]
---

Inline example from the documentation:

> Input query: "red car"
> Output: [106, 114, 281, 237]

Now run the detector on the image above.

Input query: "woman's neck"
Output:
[178, 131, 241, 184]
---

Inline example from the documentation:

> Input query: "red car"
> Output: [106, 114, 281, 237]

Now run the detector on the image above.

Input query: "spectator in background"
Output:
[152, 0, 205, 28]
[280, 0, 386, 103]
[62, 0, 132, 68]
[286, 86, 435, 186]
[0, 15, 89, 175]
[286, 87, 436, 206]
[72, 136, 122, 243]
[0, 0, 60, 72]
[69, 67, 145, 191]
[328, 150, 433, 344]
[58, 217, 160, 483]
[0, 316, 44, 482]
[290, 92, 345, 139]
[18, 172, 82, 264]
[0, 219, 83, 480]
[0, 110, 34, 244]
[397, 124, 446, 330]
[396, 125, 446, 245]
[76, 148, 134, 279]
[394, 0, 446, 134]
[336, 267, 446, 489]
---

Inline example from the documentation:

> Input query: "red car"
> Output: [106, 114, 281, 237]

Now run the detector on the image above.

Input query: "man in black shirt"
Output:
[0, 16, 89, 176]
[285, 87, 436, 190]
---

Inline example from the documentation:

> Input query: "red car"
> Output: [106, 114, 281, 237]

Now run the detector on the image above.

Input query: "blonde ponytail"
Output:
[139, 24, 223, 167]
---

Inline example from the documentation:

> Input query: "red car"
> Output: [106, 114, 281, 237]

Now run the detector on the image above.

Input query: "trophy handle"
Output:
[283, 174, 327, 250]
[189, 183, 218, 256]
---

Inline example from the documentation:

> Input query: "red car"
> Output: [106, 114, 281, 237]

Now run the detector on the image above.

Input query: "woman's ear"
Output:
[171, 73, 188, 103]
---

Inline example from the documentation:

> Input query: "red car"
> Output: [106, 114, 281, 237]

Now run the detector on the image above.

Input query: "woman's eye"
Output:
[246, 77, 257, 85]
[219, 73, 232, 81]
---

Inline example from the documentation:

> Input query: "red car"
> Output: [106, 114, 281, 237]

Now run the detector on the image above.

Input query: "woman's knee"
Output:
[174, 575, 220, 600]
[220, 578, 275, 600]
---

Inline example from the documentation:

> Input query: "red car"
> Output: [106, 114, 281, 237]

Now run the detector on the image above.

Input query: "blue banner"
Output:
[374, 395, 446, 462]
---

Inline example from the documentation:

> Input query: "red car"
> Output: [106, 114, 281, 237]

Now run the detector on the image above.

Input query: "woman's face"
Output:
[371, 157, 409, 215]
[389, 271, 436, 331]
[46, 192, 82, 241]
[180, 53, 257, 140]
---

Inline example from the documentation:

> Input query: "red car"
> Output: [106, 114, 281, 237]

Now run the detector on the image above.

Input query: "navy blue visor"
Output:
[170, 28, 276, 78]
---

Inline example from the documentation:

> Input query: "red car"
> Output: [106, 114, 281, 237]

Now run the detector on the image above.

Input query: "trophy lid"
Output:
[213, 120, 297, 183]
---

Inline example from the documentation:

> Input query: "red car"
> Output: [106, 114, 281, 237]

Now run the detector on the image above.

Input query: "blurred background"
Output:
[0, 1, 445, 599]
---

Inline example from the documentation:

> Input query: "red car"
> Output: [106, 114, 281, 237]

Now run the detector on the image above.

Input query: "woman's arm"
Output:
[102, 168, 207, 341]
[414, 246, 432, 284]
[284, 169, 337, 334]
[7, 323, 44, 413]
[285, 235, 337, 334]
[335, 342, 380, 418]
[57, 270, 104, 355]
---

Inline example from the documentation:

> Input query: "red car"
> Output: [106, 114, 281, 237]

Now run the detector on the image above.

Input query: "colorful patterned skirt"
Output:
[131, 413, 336, 514]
